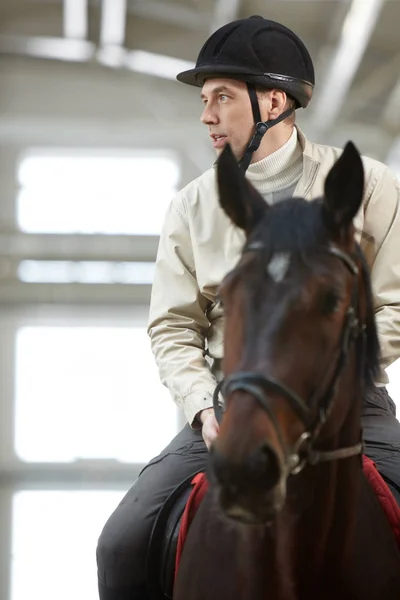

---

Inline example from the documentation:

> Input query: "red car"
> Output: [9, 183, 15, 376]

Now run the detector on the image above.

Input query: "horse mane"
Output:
[245, 197, 327, 255]
[243, 196, 381, 390]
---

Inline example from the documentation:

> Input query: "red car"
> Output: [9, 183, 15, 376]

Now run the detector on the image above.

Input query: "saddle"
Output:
[146, 471, 203, 600]
[146, 458, 400, 599]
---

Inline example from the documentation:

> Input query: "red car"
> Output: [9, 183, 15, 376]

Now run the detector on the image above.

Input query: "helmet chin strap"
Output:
[238, 83, 295, 172]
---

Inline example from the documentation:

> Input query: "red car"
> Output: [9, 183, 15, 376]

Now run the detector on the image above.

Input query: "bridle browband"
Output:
[213, 242, 366, 475]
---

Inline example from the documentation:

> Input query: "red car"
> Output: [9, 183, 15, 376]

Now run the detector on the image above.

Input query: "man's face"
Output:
[200, 78, 255, 159]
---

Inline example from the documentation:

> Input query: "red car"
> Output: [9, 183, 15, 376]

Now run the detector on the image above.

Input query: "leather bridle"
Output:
[213, 243, 366, 475]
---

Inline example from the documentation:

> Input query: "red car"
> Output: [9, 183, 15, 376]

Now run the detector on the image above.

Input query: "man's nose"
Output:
[200, 105, 218, 125]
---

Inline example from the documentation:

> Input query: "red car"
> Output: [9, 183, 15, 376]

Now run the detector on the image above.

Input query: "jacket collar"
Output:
[293, 125, 321, 199]
[211, 124, 322, 200]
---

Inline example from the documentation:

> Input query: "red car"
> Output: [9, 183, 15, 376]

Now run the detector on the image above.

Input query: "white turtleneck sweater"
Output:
[246, 127, 303, 204]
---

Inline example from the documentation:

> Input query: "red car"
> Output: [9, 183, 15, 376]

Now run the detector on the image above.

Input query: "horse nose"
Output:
[211, 442, 281, 493]
[245, 443, 281, 489]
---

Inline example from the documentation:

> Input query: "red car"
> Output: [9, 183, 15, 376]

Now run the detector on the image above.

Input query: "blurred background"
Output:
[0, 1, 399, 599]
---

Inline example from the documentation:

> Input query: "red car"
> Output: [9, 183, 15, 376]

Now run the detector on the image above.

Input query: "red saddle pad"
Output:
[175, 456, 400, 577]
[362, 455, 400, 545]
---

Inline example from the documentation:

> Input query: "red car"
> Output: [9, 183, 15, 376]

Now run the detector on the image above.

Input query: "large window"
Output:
[0, 307, 181, 600]
[3, 145, 183, 600]
[15, 326, 177, 463]
[12, 490, 124, 600]
[18, 260, 156, 284]
[17, 150, 180, 235]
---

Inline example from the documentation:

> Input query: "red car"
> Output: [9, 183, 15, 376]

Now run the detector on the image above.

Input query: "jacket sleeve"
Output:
[363, 167, 400, 383]
[147, 196, 218, 426]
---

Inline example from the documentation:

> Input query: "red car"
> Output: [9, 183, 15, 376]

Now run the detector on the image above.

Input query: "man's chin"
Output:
[216, 145, 239, 158]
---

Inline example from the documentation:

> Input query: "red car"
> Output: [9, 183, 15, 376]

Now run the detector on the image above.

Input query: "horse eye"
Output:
[320, 291, 341, 315]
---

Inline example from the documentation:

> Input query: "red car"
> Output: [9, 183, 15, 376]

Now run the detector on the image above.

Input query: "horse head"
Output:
[210, 142, 380, 525]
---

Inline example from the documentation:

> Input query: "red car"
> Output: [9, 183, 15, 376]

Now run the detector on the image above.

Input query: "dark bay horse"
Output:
[173, 142, 400, 600]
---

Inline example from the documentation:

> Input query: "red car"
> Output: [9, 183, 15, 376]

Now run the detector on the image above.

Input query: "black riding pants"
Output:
[96, 386, 400, 599]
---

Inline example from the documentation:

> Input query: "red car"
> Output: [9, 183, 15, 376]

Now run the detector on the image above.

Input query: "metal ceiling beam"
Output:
[310, 0, 385, 135]
[0, 281, 152, 305]
[63, 0, 88, 40]
[3, 0, 209, 31]
[0, 34, 194, 80]
[0, 115, 203, 145]
[209, 0, 242, 34]
[300, 116, 393, 159]
[381, 79, 400, 132]
[346, 51, 400, 112]
[0, 232, 159, 262]
[0, 462, 143, 486]
[0, 34, 94, 62]
[128, 0, 208, 30]
[100, 0, 126, 47]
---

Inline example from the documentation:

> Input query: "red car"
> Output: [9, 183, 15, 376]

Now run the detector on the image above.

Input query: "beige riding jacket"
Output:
[148, 127, 400, 426]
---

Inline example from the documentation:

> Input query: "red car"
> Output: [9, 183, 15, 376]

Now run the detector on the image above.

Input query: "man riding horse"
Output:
[97, 15, 400, 600]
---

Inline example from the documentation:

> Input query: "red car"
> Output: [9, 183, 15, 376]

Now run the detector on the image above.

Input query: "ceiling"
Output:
[0, 0, 398, 166]
[0, 1, 399, 304]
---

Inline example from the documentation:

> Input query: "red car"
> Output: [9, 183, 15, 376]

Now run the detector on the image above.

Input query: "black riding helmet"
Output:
[177, 16, 315, 171]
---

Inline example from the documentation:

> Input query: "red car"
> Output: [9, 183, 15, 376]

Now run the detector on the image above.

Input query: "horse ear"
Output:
[323, 142, 364, 235]
[217, 143, 268, 234]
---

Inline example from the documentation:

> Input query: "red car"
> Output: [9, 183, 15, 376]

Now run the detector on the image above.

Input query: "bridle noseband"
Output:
[213, 243, 366, 475]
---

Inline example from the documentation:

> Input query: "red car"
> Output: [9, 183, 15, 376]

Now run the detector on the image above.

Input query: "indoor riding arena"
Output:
[0, 2, 399, 600]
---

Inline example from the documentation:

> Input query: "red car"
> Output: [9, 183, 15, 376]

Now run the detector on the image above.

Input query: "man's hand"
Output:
[199, 408, 220, 450]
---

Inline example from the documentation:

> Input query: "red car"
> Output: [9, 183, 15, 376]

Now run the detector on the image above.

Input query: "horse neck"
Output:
[272, 371, 363, 590]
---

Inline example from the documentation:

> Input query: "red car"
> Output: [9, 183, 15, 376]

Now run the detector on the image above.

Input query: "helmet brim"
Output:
[176, 64, 260, 87]
[176, 65, 314, 108]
